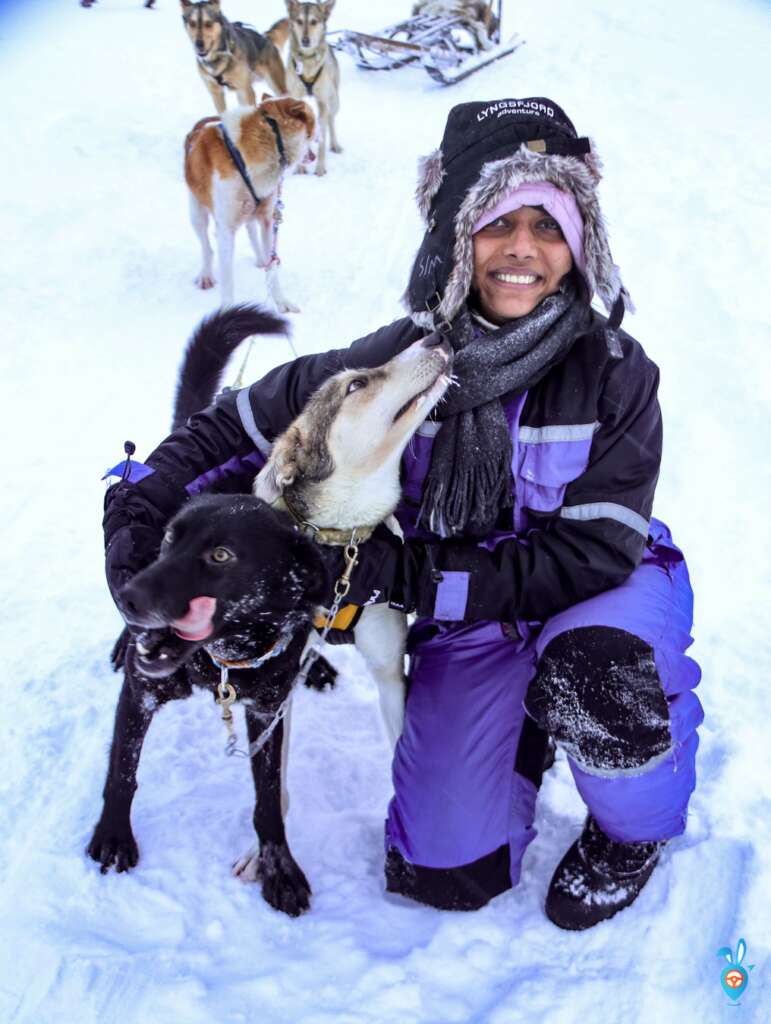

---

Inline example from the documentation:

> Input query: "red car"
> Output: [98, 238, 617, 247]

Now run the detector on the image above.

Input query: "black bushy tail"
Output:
[172, 304, 289, 431]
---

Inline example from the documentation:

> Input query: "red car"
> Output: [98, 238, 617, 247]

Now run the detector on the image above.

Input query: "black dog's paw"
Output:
[86, 818, 139, 874]
[257, 841, 311, 917]
[303, 653, 338, 691]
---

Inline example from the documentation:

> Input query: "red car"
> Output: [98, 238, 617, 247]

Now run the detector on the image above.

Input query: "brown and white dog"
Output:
[284, 0, 342, 176]
[184, 96, 315, 311]
[180, 0, 290, 114]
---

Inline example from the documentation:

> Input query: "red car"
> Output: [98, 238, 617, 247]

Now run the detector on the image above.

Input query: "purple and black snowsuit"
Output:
[103, 308, 703, 911]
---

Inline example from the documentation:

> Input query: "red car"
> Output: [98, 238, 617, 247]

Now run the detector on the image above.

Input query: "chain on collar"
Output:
[210, 623, 295, 757]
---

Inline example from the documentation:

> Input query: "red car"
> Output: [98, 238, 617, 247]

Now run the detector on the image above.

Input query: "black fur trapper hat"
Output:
[405, 97, 632, 331]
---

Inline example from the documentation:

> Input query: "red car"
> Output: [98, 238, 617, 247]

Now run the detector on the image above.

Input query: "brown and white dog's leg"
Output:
[213, 195, 238, 306]
[249, 210, 299, 313]
[246, 219, 269, 267]
[189, 193, 216, 290]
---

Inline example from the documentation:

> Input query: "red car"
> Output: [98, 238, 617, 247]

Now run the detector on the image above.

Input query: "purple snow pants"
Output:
[384, 518, 703, 904]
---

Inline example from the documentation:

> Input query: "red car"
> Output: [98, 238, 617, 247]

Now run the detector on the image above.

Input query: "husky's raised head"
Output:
[255, 334, 453, 529]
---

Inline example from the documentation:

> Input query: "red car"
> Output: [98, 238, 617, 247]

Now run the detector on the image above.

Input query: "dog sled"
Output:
[328, 1, 523, 86]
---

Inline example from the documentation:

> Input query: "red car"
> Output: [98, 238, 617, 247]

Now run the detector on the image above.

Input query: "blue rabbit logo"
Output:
[717, 938, 754, 1002]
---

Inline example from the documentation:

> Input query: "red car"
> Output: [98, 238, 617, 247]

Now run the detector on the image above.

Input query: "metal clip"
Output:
[334, 531, 360, 599]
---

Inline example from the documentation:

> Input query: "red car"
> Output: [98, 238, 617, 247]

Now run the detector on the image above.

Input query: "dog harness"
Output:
[293, 57, 325, 96]
[218, 114, 289, 208]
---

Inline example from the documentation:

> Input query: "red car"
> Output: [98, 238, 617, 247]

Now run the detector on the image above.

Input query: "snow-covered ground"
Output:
[1, 0, 769, 1021]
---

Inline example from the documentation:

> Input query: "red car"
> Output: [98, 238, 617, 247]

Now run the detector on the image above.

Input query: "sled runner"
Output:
[328, 1, 523, 86]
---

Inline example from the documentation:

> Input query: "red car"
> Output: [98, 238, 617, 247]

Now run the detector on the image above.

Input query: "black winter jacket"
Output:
[103, 311, 662, 622]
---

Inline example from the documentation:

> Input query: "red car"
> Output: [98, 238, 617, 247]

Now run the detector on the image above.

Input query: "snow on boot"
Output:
[545, 816, 663, 930]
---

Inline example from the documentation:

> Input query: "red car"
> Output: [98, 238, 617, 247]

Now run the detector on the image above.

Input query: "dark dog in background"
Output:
[181, 0, 290, 113]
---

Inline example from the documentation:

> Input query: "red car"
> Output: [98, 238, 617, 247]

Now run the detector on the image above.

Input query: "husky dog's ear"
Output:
[321, 0, 336, 19]
[285, 0, 300, 17]
[253, 426, 300, 504]
[180, 0, 193, 9]
[285, 99, 315, 135]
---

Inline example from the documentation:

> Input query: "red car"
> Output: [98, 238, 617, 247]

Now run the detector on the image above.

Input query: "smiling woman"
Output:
[102, 95, 703, 933]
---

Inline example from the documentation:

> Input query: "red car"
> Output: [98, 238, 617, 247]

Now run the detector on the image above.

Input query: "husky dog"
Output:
[411, 0, 499, 50]
[184, 95, 315, 312]
[180, 0, 290, 113]
[88, 306, 452, 916]
[284, 0, 341, 176]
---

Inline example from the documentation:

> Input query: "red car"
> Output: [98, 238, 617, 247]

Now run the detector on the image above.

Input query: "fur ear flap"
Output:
[253, 426, 300, 504]
[285, 0, 300, 16]
[416, 149, 445, 222]
[322, 0, 336, 18]
[180, 0, 193, 8]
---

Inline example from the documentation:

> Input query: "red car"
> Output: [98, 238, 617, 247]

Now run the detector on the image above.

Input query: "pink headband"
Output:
[472, 182, 586, 277]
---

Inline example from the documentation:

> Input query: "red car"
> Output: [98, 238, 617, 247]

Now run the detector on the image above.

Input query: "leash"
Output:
[292, 530, 362, 689]
[207, 529, 361, 758]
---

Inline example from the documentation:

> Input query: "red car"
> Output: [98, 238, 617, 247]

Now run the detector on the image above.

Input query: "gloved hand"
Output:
[316, 523, 409, 608]
[317, 526, 520, 623]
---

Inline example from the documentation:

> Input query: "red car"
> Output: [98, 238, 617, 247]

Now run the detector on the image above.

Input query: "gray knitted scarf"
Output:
[418, 285, 590, 537]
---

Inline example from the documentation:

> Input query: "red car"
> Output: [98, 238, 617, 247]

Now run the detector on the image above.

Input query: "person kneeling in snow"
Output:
[103, 96, 703, 930]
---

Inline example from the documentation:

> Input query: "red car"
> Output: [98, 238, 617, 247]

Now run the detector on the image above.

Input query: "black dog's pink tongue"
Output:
[171, 596, 216, 641]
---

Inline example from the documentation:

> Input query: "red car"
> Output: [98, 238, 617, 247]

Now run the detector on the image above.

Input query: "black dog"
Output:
[88, 493, 331, 916]
[88, 307, 336, 916]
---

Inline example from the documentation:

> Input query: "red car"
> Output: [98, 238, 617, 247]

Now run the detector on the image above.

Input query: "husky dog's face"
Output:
[256, 336, 453, 521]
[181, 0, 224, 59]
[286, 0, 335, 55]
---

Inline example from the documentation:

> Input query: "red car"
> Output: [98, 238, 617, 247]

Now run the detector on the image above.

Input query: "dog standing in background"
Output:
[181, 0, 290, 113]
[184, 96, 315, 311]
[285, 1, 341, 176]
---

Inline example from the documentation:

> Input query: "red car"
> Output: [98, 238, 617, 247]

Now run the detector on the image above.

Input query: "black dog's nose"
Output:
[302, 35, 310, 46]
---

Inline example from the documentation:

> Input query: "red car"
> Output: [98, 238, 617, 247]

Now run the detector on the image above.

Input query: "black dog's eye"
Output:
[346, 377, 368, 395]
[210, 546, 234, 563]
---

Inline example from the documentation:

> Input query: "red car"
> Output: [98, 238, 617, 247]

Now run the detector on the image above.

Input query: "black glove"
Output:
[316, 524, 408, 608]
[317, 527, 519, 623]
[407, 541, 519, 622]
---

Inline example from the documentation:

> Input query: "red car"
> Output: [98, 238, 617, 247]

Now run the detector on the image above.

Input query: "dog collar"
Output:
[207, 621, 295, 671]
[281, 494, 374, 546]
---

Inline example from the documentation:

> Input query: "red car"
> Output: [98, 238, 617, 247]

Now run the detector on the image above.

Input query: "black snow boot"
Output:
[545, 816, 663, 930]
